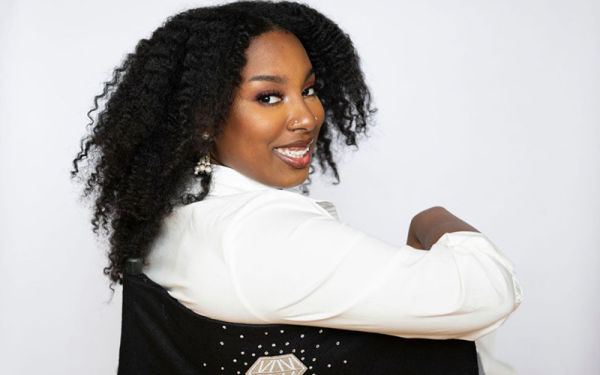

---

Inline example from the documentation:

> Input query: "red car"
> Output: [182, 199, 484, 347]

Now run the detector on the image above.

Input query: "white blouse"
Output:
[145, 165, 523, 368]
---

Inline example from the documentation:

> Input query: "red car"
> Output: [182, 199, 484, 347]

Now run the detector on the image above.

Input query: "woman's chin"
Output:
[269, 166, 310, 189]
[275, 173, 309, 189]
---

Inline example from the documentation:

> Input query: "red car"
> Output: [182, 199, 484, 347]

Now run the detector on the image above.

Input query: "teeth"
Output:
[275, 145, 310, 159]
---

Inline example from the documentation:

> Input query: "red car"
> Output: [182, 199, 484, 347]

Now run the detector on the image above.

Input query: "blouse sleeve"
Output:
[224, 190, 523, 341]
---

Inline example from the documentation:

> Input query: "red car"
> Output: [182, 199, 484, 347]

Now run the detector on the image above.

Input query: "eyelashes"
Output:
[303, 87, 316, 96]
[255, 90, 284, 105]
[255, 85, 318, 106]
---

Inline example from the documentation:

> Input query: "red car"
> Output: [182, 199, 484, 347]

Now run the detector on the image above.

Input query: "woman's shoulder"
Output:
[183, 188, 336, 222]
[231, 189, 335, 222]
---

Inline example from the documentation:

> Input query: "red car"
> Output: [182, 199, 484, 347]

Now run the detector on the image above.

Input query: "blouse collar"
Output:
[208, 165, 277, 197]
[181, 164, 338, 219]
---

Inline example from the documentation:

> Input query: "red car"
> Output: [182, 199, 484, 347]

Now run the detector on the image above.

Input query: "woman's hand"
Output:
[407, 207, 480, 250]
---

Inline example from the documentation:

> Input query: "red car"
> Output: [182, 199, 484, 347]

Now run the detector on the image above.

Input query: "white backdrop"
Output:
[1, 0, 598, 374]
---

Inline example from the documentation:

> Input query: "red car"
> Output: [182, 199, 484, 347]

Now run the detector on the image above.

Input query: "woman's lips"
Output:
[274, 139, 313, 168]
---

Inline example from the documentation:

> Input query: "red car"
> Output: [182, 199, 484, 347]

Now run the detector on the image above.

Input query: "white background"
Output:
[1, 0, 598, 374]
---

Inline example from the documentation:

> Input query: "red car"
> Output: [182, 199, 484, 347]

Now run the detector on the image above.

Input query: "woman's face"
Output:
[212, 30, 324, 188]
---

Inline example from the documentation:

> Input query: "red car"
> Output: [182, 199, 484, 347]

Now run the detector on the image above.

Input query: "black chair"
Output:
[118, 261, 481, 375]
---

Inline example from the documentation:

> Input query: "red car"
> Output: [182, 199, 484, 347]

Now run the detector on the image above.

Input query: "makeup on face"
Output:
[212, 30, 324, 188]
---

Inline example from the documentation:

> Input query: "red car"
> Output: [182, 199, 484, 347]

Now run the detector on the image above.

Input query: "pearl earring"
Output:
[194, 131, 212, 175]
[194, 153, 211, 175]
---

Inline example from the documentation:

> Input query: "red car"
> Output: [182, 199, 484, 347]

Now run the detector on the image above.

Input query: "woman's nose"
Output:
[287, 101, 319, 132]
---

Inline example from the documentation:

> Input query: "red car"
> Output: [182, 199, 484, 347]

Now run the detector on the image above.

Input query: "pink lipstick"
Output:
[273, 138, 314, 168]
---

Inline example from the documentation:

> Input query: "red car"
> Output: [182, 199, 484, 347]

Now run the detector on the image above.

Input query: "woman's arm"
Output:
[224, 191, 522, 340]
[407, 206, 480, 250]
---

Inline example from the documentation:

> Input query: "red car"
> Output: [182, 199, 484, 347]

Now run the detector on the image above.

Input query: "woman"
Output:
[71, 1, 522, 374]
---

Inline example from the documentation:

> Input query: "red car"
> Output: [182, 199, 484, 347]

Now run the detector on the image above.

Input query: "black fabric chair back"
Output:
[118, 273, 480, 375]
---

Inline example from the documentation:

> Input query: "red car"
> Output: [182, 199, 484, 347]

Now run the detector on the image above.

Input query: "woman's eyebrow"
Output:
[248, 75, 287, 84]
[247, 68, 315, 84]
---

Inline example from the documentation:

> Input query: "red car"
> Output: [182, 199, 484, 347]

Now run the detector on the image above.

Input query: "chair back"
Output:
[118, 273, 480, 375]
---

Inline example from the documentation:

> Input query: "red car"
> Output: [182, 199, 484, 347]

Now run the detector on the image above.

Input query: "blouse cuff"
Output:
[435, 231, 524, 308]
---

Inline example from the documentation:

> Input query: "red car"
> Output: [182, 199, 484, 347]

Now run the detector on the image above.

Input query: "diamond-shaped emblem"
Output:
[246, 353, 307, 375]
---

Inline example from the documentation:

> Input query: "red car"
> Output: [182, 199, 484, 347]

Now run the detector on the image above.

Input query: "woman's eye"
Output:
[303, 86, 316, 96]
[258, 95, 282, 104]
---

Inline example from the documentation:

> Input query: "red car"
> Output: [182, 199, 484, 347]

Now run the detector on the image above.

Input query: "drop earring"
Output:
[194, 153, 211, 175]
[194, 131, 212, 175]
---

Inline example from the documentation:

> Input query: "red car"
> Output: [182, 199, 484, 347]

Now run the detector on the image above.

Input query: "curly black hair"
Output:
[71, 0, 376, 289]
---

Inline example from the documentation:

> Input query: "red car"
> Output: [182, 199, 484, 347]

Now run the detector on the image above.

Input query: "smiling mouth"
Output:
[274, 138, 314, 158]
[273, 139, 314, 168]
[274, 144, 310, 158]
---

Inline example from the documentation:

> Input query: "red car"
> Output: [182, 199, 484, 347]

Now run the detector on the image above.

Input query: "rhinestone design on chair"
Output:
[207, 324, 351, 373]
[246, 353, 307, 375]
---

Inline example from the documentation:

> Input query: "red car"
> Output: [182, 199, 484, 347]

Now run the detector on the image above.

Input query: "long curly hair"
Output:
[71, 0, 376, 289]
